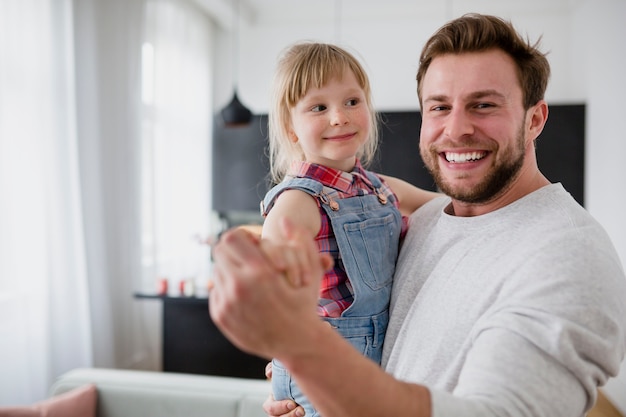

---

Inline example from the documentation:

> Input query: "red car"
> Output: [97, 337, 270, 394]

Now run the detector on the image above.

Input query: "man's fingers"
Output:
[210, 227, 278, 327]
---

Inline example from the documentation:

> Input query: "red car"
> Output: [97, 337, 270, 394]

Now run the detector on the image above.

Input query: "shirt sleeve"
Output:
[431, 231, 626, 417]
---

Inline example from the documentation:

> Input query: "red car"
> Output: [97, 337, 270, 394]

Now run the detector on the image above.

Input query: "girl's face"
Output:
[288, 69, 371, 172]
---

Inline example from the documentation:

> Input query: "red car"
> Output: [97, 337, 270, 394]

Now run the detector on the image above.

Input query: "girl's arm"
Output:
[261, 189, 322, 286]
[379, 174, 441, 216]
[261, 189, 321, 241]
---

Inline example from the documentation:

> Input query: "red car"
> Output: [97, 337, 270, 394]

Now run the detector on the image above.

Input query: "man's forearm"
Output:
[278, 321, 432, 417]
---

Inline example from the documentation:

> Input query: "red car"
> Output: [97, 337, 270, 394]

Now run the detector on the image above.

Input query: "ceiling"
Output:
[194, 0, 580, 30]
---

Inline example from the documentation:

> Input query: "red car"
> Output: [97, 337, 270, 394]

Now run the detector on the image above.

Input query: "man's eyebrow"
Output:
[423, 94, 448, 104]
[423, 90, 506, 104]
[468, 89, 506, 100]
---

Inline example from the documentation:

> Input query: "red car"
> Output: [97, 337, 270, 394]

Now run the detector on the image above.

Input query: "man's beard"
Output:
[422, 127, 526, 204]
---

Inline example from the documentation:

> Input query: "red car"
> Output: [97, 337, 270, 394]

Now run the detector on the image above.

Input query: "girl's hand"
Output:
[263, 395, 305, 417]
[263, 362, 304, 416]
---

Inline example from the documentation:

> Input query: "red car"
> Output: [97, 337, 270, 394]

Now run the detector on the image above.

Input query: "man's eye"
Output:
[432, 105, 449, 111]
[476, 103, 494, 109]
[311, 105, 326, 112]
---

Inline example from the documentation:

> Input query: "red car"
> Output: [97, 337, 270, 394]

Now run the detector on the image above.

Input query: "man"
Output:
[209, 14, 626, 417]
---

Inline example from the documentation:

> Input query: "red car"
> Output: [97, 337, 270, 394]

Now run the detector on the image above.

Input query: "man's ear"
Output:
[527, 100, 549, 142]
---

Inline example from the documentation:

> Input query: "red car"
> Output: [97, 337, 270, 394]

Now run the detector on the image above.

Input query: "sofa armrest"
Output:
[50, 368, 271, 417]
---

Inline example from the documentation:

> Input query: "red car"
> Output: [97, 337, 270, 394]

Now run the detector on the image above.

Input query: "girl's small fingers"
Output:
[259, 238, 310, 287]
[259, 239, 287, 270]
[290, 243, 313, 286]
[283, 250, 305, 287]
[265, 361, 273, 379]
[320, 253, 334, 272]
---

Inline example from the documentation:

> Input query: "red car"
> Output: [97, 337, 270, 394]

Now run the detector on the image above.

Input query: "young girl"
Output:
[260, 42, 438, 416]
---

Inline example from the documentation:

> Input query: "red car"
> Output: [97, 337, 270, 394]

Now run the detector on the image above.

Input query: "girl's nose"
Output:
[330, 108, 349, 126]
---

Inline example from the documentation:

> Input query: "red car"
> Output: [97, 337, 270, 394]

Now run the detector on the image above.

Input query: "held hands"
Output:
[209, 218, 332, 360]
[259, 218, 333, 287]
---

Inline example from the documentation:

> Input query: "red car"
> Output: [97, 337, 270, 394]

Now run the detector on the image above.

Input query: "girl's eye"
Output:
[346, 98, 359, 106]
[311, 105, 326, 112]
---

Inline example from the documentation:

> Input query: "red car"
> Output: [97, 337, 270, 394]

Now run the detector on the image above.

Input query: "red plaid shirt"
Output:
[286, 160, 406, 317]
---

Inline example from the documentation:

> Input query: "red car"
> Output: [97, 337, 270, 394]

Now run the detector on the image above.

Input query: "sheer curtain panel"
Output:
[0, 0, 93, 405]
[0, 0, 213, 404]
[72, 0, 145, 372]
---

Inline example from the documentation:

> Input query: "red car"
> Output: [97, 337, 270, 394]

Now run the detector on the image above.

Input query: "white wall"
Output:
[216, 2, 586, 112]
[213, 0, 626, 410]
[574, 0, 626, 410]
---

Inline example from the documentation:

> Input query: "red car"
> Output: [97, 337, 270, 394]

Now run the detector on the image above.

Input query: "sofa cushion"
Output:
[50, 368, 270, 417]
[0, 384, 97, 417]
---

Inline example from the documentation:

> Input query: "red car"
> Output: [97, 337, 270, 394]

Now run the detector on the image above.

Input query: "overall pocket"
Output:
[342, 213, 399, 291]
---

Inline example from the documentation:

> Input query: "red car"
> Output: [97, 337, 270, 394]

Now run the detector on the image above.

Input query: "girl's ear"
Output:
[288, 130, 299, 143]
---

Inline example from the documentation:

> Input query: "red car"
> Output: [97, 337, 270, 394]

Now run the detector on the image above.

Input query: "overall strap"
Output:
[358, 169, 397, 206]
[364, 170, 384, 188]
[260, 177, 326, 217]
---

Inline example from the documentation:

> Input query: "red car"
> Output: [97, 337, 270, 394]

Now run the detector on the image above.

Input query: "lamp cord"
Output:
[232, 0, 240, 90]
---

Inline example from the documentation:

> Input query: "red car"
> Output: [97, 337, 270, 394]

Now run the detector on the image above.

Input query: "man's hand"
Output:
[208, 219, 330, 359]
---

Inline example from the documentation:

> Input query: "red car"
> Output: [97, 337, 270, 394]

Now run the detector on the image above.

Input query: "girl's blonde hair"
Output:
[268, 42, 379, 184]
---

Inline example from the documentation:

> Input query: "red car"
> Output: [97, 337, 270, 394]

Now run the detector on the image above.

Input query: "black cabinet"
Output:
[137, 294, 268, 379]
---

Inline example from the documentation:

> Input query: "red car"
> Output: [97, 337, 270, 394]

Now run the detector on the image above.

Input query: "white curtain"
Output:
[0, 0, 214, 405]
[0, 0, 93, 404]
[71, 0, 145, 372]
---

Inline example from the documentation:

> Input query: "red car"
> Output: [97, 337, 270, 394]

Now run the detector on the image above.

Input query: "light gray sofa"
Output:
[49, 368, 271, 417]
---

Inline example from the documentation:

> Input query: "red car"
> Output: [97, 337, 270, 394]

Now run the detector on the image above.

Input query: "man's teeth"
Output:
[445, 151, 486, 163]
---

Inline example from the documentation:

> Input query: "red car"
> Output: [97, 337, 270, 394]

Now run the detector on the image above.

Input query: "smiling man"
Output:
[418, 48, 548, 214]
[209, 13, 626, 417]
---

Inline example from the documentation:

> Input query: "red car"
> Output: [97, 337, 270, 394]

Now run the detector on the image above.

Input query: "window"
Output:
[140, 0, 214, 296]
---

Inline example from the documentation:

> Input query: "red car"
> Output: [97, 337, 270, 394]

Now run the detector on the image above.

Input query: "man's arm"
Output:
[276, 320, 431, 417]
[209, 225, 432, 417]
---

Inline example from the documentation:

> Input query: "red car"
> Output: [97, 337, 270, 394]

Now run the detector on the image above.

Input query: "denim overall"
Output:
[261, 172, 402, 417]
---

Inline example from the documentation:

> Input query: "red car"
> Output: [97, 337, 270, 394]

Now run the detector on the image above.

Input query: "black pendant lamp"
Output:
[221, 0, 252, 127]
[221, 89, 251, 126]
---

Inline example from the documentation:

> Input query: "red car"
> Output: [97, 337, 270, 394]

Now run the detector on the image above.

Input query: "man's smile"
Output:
[443, 151, 488, 163]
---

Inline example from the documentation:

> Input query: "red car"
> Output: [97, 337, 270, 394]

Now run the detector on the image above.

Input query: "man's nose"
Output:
[444, 108, 474, 139]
